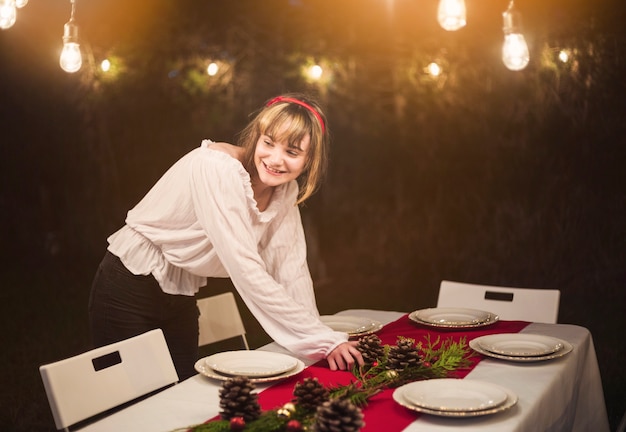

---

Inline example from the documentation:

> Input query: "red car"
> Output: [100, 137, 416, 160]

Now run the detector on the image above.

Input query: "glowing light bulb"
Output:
[502, 2, 529, 71]
[60, 20, 82, 73]
[101, 59, 111, 72]
[437, 0, 466, 31]
[427, 62, 442, 77]
[0, 0, 17, 30]
[558, 50, 569, 63]
[15, 0, 27, 8]
[207, 62, 219, 76]
[60, 42, 82, 73]
[502, 34, 529, 71]
[308, 64, 323, 80]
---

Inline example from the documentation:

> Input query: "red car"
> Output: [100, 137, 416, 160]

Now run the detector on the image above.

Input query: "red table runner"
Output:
[211, 314, 530, 431]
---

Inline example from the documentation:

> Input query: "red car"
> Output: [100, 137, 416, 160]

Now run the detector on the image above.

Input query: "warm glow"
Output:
[502, 2, 529, 71]
[426, 62, 442, 77]
[558, 50, 570, 63]
[0, 0, 17, 30]
[60, 8, 82, 73]
[15, 0, 26, 8]
[59, 0, 81, 73]
[437, 0, 466, 31]
[207, 62, 219, 76]
[60, 42, 82, 73]
[502, 33, 529, 71]
[101, 59, 111, 72]
[308, 64, 323, 80]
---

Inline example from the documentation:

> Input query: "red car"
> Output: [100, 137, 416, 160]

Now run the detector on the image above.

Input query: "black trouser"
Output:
[88, 251, 199, 380]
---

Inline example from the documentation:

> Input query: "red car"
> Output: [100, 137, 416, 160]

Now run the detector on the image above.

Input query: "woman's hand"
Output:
[326, 341, 364, 371]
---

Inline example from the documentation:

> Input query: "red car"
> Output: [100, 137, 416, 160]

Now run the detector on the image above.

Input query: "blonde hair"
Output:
[237, 93, 329, 205]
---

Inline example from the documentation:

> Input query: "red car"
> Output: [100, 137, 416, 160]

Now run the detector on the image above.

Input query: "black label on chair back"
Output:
[92, 351, 122, 371]
[484, 291, 514, 302]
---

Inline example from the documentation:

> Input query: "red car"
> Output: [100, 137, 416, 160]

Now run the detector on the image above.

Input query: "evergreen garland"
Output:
[176, 335, 473, 432]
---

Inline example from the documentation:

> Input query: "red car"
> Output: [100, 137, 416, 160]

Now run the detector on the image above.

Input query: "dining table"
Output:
[76, 309, 610, 432]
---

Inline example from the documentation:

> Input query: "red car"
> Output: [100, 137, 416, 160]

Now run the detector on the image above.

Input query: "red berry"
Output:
[230, 416, 246, 431]
[286, 419, 303, 432]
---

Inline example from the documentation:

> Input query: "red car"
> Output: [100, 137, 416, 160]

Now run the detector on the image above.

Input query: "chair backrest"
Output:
[197, 292, 249, 349]
[39, 329, 178, 431]
[437, 280, 560, 324]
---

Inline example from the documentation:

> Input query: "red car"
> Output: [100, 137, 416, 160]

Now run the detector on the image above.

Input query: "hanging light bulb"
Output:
[59, 0, 82, 73]
[502, 1, 530, 71]
[60, 21, 82, 73]
[0, 0, 17, 30]
[437, 0, 466, 31]
[15, 0, 27, 8]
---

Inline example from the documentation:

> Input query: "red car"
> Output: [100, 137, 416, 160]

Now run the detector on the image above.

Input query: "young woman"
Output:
[88, 94, 363, 379]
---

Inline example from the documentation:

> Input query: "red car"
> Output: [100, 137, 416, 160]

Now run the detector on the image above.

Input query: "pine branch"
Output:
[177, 335, 475, 432]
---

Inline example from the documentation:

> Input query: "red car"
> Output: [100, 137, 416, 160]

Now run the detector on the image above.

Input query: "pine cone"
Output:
[387, 337, 422, 371]
[293, 377, 330, 411]
[356, 334, 385, 364]
[219, 376, 261, 422]
[314, 399, 364, 432]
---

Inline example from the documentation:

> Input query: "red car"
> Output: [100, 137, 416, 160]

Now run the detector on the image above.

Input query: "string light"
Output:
[0, 0, 17, 30]
[502, 1, 530, 71]
[437, 0, 466, 31]
[2, 2, 544, 76]
[59, 0, 82, 73]
[308, 64, 323, 80]
[207, 62, 219, 76]
[426, 62, 442, 77]
[100, 59, 111, 72]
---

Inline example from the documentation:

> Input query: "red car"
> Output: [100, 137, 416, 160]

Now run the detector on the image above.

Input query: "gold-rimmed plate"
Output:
[393, 380, 518, 418]
[320, 315, 383, 337]
[195, 357, 305, 383]
[470, 335, 573, 362]
[402, 379, 508, 412]
[409, 307, 499, 329]
[477, 333, 564, 357]
[204, 351, 298, 378]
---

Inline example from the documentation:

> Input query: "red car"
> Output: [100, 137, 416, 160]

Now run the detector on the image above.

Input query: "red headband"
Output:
[266, 96, 326, 134]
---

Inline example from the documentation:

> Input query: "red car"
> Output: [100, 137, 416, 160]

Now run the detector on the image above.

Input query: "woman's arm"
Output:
[188, 153, 350, 361]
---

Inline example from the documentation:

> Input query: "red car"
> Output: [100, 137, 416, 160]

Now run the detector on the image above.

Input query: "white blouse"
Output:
[107, 140, 347, 359]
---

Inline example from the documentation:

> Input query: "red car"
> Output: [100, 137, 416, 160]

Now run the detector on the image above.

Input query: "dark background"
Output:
[1, 0, 625, 430]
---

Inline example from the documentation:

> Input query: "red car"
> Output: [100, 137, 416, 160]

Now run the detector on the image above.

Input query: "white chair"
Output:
[437, 280, 560, 323]
[197, 292, 249, 349]
[39, 329, 178, 431]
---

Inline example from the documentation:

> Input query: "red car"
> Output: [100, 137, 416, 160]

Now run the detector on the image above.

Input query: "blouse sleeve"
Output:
[188, 153, 347, 359]
[258, 203, 320, 314]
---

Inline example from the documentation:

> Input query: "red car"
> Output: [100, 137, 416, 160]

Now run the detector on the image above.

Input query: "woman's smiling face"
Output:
[254, 122, 310, 188]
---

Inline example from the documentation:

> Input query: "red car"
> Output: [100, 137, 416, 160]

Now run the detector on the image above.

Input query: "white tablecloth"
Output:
[78, 309, 609, 432]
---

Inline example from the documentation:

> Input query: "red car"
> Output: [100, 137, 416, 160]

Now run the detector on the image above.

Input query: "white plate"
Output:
[401, 379, 508, 412]
[470, 336, 573, 362]
[320, 315, 383, 336]
[478, 333, 564, 356]
[204, 351, 298, 377]
[409, 307, 499, 329]
[195, 357, 305, 383]
[393, 380, 518, 418]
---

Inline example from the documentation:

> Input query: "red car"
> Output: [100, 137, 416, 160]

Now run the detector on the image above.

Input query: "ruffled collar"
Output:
[200, 139, 291, 223]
